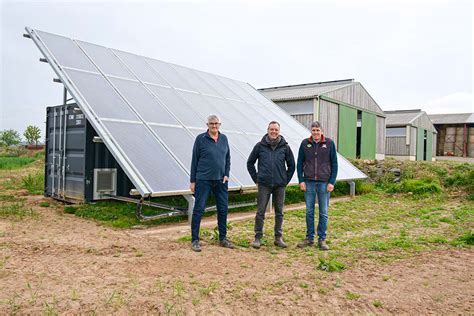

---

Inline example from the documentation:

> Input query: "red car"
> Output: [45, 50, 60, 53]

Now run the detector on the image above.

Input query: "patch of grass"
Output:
[198, 281, 219, 297]
[0, 202, 37, 219]
[0, 156, 36, 170]
[39, 201, 50, 208]
[317, 257, 346, 272]
[373, 299, 383, 308]
[390, 179, 442, 195]
[368, 241, 389, 251]
[21, 172, 44, 194]
[345, 291, 361, 300]
[178, 235, 192, 242]
[451, 232, 474, 246]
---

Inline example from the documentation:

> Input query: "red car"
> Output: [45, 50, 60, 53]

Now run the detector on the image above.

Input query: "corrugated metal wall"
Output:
[275, 99, 313, 115]
[292, 114, 313, 129]
[323, 83, 383, 115]
[318, 99, 339, 146]
[386, 136, 410, 155]
[376, 116, 386, 155]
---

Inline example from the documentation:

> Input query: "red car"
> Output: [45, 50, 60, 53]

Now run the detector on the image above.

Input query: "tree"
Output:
[23, 125, 41, 146]
[0, 129, 21, 146]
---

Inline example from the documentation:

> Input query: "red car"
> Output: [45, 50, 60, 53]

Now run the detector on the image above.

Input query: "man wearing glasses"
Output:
[190, 115, 234, 252]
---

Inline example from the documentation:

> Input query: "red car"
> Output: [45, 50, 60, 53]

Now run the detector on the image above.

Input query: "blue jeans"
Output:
[304, 180, 330, 241]
[191, 179, 228, 242]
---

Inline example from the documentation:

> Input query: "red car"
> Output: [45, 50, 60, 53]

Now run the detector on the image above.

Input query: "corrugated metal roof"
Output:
[258, 79, 355, 101]
[428, 113, 474, 124]
[384, 110, 423, 126]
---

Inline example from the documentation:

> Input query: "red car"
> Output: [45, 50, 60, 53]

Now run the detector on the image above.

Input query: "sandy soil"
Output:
[0, 195, 473, 314]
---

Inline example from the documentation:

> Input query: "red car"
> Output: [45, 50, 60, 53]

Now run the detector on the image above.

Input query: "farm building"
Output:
[384, 110, 437, 161]
[26, 27, 367, 217]
[428, 113, 474, 158]
[259, 79, 386, 160]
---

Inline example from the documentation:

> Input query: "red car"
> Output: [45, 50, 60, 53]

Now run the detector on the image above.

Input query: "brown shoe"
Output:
[274, 237, 287, 248]
[251, 238, 261, 249]
[318, 240, 330, 251]
[297, 239, 314, 248]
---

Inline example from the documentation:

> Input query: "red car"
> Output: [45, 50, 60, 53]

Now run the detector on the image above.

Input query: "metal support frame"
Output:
[348, 181, 356, 197]
[183, 195, 195, 223]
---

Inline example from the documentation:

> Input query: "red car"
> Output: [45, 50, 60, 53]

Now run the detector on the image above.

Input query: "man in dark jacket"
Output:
[296, 121, 338, 250]
[190, 114, 234, 252]
[247, 121, 295, 249]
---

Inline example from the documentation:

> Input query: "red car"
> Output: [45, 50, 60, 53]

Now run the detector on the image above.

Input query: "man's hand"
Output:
[299, 182, 306, 192]
[223, 176, 229, 183]
[327, 183, 334, 192]
[190, 182, 195, 193]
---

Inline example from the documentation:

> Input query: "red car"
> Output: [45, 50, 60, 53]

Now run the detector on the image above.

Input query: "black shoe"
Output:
[191, 240, 201, 252]
[219, 239, 235, 249]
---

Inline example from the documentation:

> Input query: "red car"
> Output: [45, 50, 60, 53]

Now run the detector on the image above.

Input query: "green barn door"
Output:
[416, 128, 425, 160]
[426, 131, 433, 161]
[360, 112, 376, 159]
[338, 105, 357, 158]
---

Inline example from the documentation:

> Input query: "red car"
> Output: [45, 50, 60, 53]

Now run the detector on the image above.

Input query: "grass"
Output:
[216, 189, 473, 270]
[0, 156, 36, 170]
[0, 202, 38, 219]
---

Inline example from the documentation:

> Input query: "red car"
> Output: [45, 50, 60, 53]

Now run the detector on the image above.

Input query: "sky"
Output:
[0, 0, 472, 138]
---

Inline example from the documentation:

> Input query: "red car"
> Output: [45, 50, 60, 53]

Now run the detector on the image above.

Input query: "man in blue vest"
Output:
[296, 121, 338, 250]
[190, 114, 234, 252]
[247, 121, 295, 249]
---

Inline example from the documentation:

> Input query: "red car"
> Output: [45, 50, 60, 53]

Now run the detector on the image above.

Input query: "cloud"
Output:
[423, 92, 473, 114]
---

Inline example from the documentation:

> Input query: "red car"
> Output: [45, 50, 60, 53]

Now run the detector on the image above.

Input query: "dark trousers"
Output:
[191, 180, 229, 242]
[254, 185, 286, 239]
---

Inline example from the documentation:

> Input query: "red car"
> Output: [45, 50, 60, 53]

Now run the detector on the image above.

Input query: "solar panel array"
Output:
[27, 27, 366, 197]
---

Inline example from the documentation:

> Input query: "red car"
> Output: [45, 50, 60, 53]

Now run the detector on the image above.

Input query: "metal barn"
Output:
[26, 27, 367, 217]
[384, 110, 437, 161]
[428, 113, 474, 158]
[259, 79, 386, 160]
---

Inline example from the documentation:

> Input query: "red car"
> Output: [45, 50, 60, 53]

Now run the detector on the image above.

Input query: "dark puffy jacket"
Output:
[296, 135, 338, 184]
[247, 135, 296, 187]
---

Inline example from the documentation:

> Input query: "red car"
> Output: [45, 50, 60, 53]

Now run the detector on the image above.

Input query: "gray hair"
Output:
[267, 121, 280, 128]
[207, 114, 220, 123]
[310, 121, 321, 129]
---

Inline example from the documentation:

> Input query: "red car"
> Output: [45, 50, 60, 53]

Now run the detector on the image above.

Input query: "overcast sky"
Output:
[1, 0, 472, 137]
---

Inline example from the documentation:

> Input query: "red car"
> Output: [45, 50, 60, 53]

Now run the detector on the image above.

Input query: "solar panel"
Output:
[27, 27, 366, 197]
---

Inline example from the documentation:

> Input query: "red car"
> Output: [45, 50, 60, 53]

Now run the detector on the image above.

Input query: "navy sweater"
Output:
[190, 131, 230, 182]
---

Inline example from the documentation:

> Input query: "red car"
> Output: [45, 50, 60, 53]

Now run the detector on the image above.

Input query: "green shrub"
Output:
[317, 257, 346, 272]
[355, 180, 375, 195]
[388, 179, 442, 195]
[21, 172, 44, 194]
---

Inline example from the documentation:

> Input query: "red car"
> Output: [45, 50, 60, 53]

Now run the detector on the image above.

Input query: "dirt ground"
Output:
[1, 195, 473, 314]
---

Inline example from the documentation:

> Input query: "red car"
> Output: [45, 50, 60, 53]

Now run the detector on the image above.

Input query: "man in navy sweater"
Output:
[190, 115, 234, 252]
[296, 121, 338, 250]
